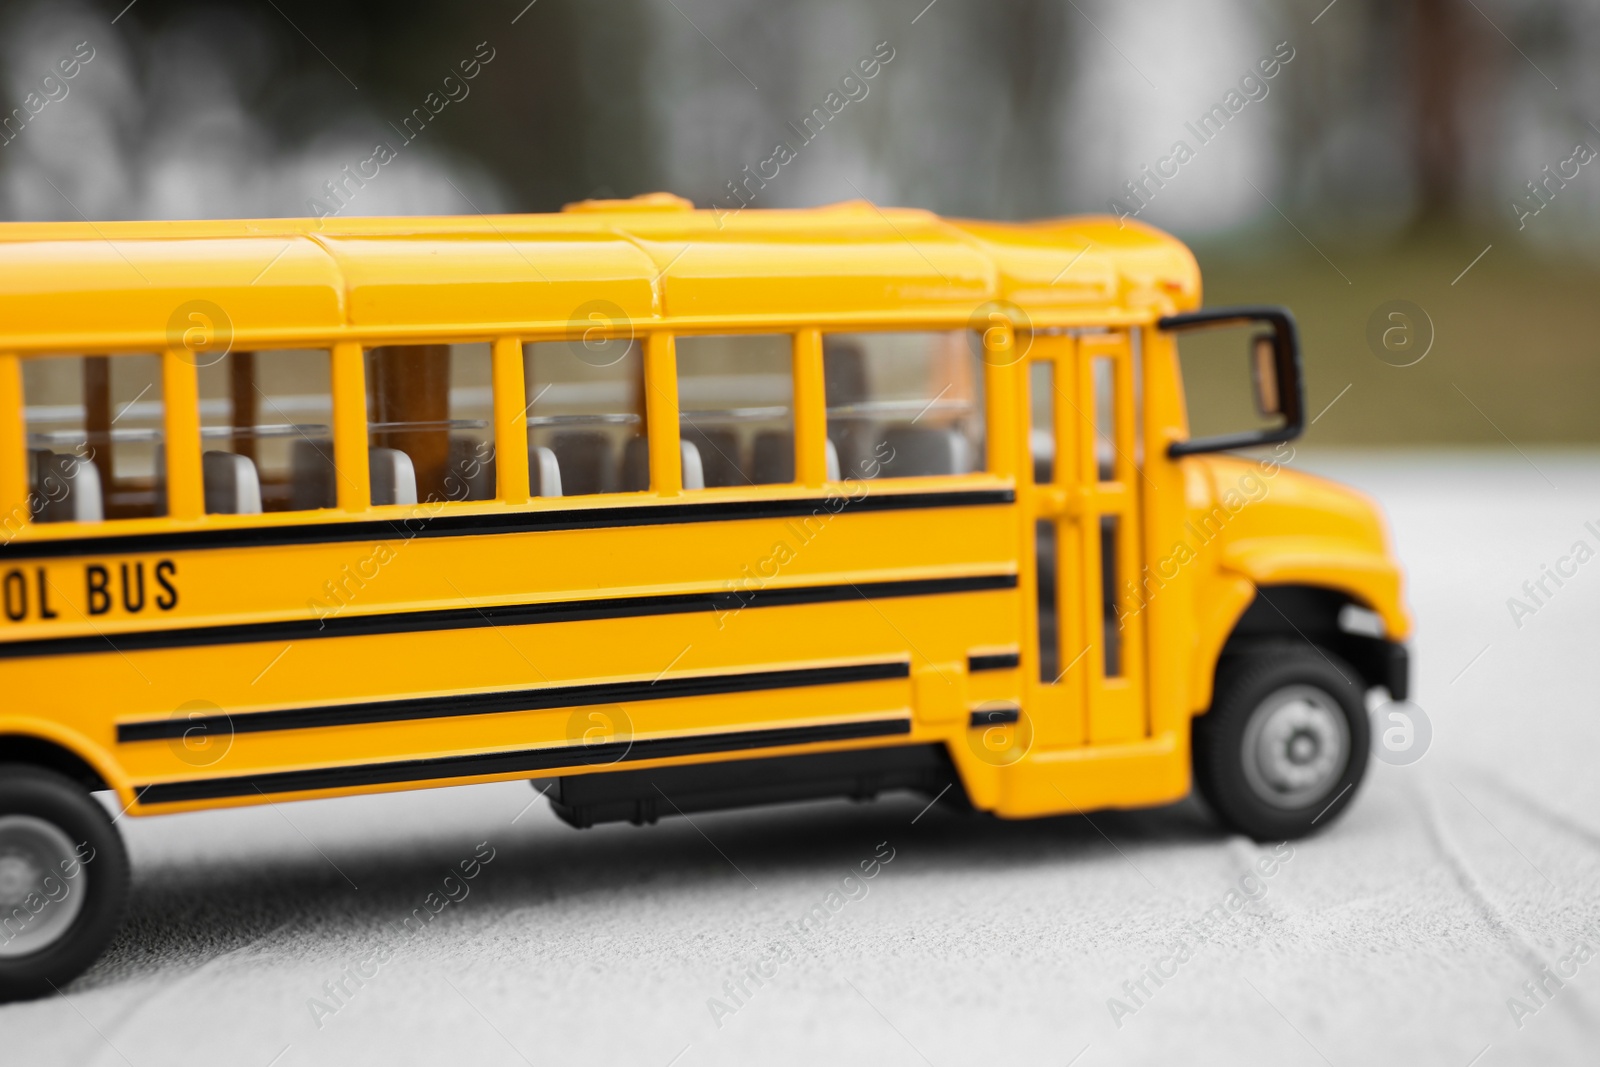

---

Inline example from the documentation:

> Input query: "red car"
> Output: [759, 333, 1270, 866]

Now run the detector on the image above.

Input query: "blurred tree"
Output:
[0, 0, 1589, 232]
[247, 0, 658, 208]
[13, 0, 659, 212]
[1410, 0, 1470, 227]
[989, 0, 1072, 219]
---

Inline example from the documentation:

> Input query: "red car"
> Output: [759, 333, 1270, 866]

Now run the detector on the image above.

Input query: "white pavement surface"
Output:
[7, 451, 1600, 1067]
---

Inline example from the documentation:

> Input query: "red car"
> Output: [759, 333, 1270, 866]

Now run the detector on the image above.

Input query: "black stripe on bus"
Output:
[0, 573, 1017, 661]
[967, 650, 1020, 672]
[0, 487, 1015, 561]
[133, 716, 914, 805]
[118, 659, 911, 743]
[968, 704, 1021, 727]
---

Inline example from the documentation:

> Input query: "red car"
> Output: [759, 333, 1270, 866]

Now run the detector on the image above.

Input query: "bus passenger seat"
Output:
[447, 434, 495, 501]
[289, 438, 337, 510]
[682, 439, 705, 490]
[550, 432, 615, 496]
[529, 445, 563, 497]
[621, 436, 705, 491]
[829, 425, 879, 481]
[201, 451, 263, 515]
[751, 432, 841, 483]
[620, 436, 648, 491]
[683, 428, 742, 488]
[751, 431, 790, 483]
[369, 447, 418, 506]
[878, 427, 973, 478]
[30, 450, 104, 523]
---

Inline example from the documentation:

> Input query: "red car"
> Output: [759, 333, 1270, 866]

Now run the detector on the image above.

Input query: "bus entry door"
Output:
[1023, 331, 1147, 749]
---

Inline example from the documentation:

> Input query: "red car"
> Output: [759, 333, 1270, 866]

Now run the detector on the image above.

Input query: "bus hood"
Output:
[1186, 454, 1412, 641]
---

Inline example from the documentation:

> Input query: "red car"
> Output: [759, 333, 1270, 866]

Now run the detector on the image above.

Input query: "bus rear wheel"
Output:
[0, 764, 130, 1002]
[1193, 644, 1370, 841]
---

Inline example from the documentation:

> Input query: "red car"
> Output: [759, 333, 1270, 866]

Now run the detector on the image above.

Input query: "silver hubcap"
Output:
[0, 815, 88, 958]
[1239, 685, 1349, 810]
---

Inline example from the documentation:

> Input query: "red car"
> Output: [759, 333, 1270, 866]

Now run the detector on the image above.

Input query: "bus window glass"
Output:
[1093, 357, 1116, 481]
[365, 344, 495, 508]
[1101, 515, 1123, 677]
[523, 335, 646, 497]
[1036, 518, 1059, 683]
[822, 330, 985, 480]
[675, 334, 794, 487]
[24, 354, 165, 523]
[198, 349, 334, 513]
[1030, 359, 1055, 484]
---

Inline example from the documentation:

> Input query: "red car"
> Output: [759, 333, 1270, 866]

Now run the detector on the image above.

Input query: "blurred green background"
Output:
[1197, 239, 1600, 445]
[1, 0, 1596, 444]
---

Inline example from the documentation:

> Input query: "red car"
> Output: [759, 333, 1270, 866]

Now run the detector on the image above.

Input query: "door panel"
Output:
[1078, 331, 1146, 743]
[1022, 331, 1147, 750]
[1021, 335, 1084, 749]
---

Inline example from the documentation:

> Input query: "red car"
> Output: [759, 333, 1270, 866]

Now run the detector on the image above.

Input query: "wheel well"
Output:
[0, 734, 110, 792]
[1220, 584, 1401, 697]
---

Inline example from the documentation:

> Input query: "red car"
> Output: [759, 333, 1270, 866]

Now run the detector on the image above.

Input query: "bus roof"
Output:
[0, 194, 1201, 352]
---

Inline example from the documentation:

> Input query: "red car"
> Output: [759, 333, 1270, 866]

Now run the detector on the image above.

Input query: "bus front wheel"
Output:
[1193, 644, 1370, 841]
[0, 764, 130, 1002]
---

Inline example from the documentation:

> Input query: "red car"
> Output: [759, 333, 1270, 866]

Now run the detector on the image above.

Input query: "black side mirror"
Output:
[1160, 305, 1305, 458]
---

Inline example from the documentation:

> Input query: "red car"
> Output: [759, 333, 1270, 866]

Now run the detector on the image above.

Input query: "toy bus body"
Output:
[0, 195, 1410, 829]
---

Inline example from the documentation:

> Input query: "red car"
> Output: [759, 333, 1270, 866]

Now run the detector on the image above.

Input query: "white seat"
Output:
[682, 439, 705, 491]
[828, 423, 880, 480]
[529, 445, 563, 498]
[369, 447, 418, 506]
[683, 427, 742, 487]
[31, 450, 103, 523]
[202, 451, 263, 515]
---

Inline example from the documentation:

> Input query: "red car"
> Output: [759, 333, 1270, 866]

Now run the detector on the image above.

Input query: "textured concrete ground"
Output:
[6, 451, 1600, 1067]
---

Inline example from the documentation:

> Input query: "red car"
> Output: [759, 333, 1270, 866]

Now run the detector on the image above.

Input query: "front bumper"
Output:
[1383, 641, 1410, 702]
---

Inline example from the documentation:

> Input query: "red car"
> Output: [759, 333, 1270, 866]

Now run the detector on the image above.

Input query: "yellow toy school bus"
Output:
[0, 194, 1409, 998]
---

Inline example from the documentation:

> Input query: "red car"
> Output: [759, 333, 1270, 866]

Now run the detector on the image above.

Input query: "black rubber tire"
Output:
[1192, 643, 1370, 841]
[0, 764, 130, 1002]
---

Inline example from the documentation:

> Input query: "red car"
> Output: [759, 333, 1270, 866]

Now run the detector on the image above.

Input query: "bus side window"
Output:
[197, 349, 334, 513]
[365, 343, 495, 508]
[822, 330, 985, 480]
[675, 334, 794, 488]
[523, 334, 646, 497]
[24, 353, 166, 523]
[1093, 357, 1117, 482]
[1030, 359, 1055, 484]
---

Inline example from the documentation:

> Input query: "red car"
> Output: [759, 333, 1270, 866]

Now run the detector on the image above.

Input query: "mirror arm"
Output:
[1159, 305, 1306, 458]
